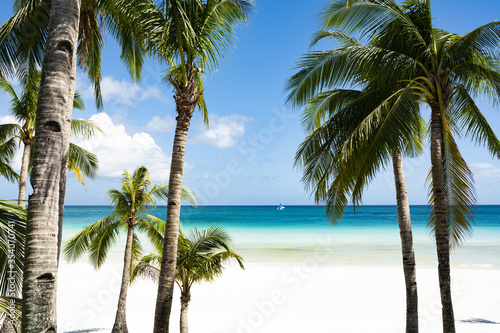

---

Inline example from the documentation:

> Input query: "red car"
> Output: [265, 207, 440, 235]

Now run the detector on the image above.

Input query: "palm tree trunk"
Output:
[111, 224, 135, 333]
[179, 291, 191, 333]
[17, 142, 31, 207]
[57, 50, 78, 264]
[392, 148, 418, 333]
[430, 104, 455, 333]
[0, 318, 18, 333]
[154, 79, 200, 333]
[21, 0, 81, 331]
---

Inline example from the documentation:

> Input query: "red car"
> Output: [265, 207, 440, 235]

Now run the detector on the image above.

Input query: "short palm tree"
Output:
[288, 1, 500, 331]
[0, 70, 100, 206]
[0, 201, 26, 332]
[132, 226, 244, 333]
[110, 1, 254, 331]
[63, 166, 197, 333]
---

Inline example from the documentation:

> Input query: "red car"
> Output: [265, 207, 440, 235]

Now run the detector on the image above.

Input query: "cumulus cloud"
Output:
[471, 162, 500, 178]
[146, 115, 176, 132]
[192, 114, 250, 148]
[73, 112, 176, 181]
[84, 76, 164, 105]
[0, 115, 17, 124]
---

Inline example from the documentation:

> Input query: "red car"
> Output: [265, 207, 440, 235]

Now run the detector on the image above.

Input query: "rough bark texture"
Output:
[111, 224, 135, 333]
[179, 292, 191, 333]
[17, 142, 31, 207]
[392, 149, 418, 333]
[21, 0, 81, 332]
[0, 319, 19, 333]
[153, 75, 200, 333]
[430, 103, 455, 333]
[56, 49, 78, 264]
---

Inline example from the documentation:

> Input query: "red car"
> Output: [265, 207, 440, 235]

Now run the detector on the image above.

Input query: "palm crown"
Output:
[287, 0, 500, 246]
[63, 166, 197, 268]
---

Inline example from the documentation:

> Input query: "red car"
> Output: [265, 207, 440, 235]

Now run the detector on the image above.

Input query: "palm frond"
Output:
[130, 253, 161, 283]
[136, 214, 166, 254]
[63, 215, 122, 268]
[0, 201, 26, 297]
[67, 143, 99, 182]
[427, 121, 476, 247]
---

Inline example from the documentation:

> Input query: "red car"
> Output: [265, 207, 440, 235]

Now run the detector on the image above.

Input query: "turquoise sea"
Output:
[62, 205, 500, 268]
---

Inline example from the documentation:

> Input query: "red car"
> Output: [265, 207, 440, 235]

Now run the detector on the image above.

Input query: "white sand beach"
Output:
[58, 261, 500, 333]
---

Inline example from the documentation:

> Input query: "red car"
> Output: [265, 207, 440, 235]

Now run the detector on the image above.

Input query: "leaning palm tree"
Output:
[0, 201, 25, 332]
[63, 166, 197, 333]
[111, 1, 254, 331]
[0, 70, 100, 207]
[132, 226, 244, 333]
[286, 29, 425, 333]
[288, 1, 500, 331]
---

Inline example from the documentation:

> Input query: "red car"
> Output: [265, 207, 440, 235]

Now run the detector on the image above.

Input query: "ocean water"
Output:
[61, 205, 500, 268]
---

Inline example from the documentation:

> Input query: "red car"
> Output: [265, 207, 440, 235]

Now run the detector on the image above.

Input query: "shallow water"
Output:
[62, 205, 500, 267]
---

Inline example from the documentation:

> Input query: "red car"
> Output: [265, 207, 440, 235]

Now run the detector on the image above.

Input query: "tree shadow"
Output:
[64, 329, 109, 333]
[460, 318, 500, 325]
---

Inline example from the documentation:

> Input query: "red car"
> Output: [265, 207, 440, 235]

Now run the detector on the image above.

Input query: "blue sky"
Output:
[1, 0, 500, 206]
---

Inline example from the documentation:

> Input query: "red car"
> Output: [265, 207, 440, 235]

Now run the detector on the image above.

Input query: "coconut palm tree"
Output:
[18, 1, 81, 330]
[0, 70, 100, 207]
[132, 226, 244, 333]
[110, 1, 253, 331]
[0, 201, 25, 332]
[0, 1, 145, 330]
[286, 29, 425, 333]
[0, 0, 146, 269]
[288, 1, 500, 331]
[63, 166, 197, 333]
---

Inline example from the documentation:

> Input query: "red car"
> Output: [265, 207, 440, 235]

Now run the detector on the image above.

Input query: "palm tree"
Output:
[132, 226, 244, 333]
[288, 1, 500, 331]
[0, 201, 25, 332]
[286, 29, 425, 333]
[110, 1, 254, 331]
[0, 70, 100, 207]
[0, 1, 144, 330]
[63, 166, 197, 333]
[17, 1, 82, 331]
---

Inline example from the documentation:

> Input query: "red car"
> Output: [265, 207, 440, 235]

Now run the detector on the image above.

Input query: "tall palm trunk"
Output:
[430, 103, 455, 333]
[154, 77, 200, 333]
[57, 51, 78, 264]
[392, 148, 418, 333]
[112, 224, 135, 333]
[0, 318, 18, 333]
[21, 0, 81, 331]
[179, 291, 191, 333]
[17, 142, 31, 207]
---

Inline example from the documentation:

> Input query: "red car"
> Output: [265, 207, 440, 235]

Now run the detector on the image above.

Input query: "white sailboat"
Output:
[277, 203, 285, 211]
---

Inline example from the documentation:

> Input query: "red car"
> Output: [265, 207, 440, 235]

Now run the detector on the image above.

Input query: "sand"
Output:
[57, 260, 500, 333]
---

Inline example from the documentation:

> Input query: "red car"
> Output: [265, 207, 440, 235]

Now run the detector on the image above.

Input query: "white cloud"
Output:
[192, 114, 250, 148]
[0, 115, 17, 124]
[73, 112, 176, 181]
[471, 162, 500, 178]
[146, 115, 176, 132]
[84, 76, 164, 106]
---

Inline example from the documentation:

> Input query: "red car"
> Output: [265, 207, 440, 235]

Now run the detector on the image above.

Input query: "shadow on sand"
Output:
[64, 329, 109, 333]
[460, 318, 500, 325]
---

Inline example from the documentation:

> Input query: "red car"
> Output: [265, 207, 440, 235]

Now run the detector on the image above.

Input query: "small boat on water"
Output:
[277, 203, 285, 211]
